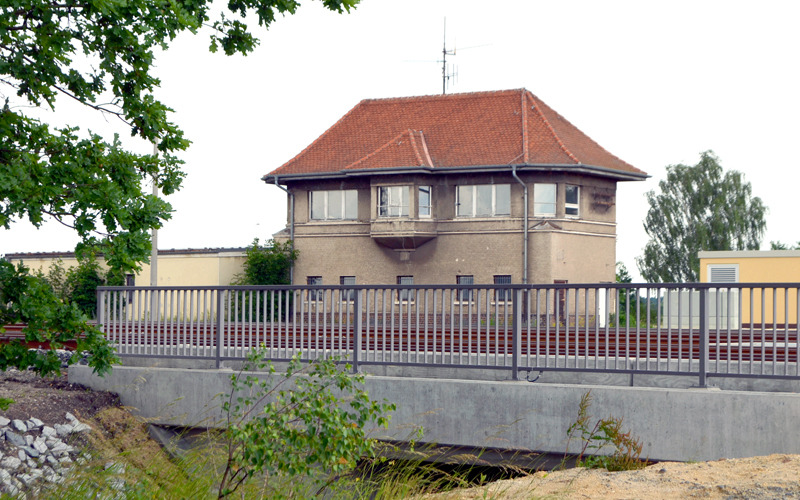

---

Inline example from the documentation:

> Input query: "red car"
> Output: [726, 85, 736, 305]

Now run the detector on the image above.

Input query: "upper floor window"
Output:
[310, 190, 357, 220]
[418, 186, 432, 218]
[378, 186, 409, 217]
[456, 184, 510, 217]
[533, 183, 556, 217]
[565, 185, 580, 217]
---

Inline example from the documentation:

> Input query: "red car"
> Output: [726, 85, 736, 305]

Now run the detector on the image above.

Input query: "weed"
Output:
[564, 391, 647, 471]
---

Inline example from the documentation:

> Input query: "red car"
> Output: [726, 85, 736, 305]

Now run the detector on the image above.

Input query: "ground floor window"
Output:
[494, 275, 512, 302]
[340, 276, 356, 300]
[307, 276, 322, 300]
[456, 275, 474, 301]
[397, 276, 414, 301]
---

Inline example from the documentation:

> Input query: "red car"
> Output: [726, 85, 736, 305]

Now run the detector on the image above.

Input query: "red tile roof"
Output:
[267, 89, 645, 179]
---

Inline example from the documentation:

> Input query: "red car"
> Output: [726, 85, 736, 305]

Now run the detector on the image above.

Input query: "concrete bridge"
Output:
[70, 363, 800, 463]
[71, 282, 800, 463]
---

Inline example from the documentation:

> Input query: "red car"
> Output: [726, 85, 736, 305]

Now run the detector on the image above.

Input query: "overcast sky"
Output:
[3, 0, 799, 282]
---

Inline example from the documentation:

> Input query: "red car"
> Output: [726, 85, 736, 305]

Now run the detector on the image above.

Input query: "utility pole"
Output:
[150, 141, 158, 287]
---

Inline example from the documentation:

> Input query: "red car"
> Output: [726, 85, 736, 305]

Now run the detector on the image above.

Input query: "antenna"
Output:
[440, 18, 456, 94]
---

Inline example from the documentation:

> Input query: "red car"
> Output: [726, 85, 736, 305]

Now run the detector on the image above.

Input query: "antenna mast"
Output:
[441, 18, 456, 94]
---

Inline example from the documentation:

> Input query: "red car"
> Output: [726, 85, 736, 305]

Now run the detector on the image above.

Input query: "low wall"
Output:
[70, 365, 800, 462]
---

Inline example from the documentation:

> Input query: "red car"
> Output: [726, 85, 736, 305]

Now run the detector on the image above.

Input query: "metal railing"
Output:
[96, 283, 800, 386]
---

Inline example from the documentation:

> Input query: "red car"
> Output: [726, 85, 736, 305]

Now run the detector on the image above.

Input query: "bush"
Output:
[217, 348, 395, 498]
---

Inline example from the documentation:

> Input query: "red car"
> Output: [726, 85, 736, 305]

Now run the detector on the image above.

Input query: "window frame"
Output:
[378, 186, 410, 218]
[309, 190, 358, 221]
[533, 183, 557, 217]
[456, 184, 511, 218]
[565, 184, 580, 218]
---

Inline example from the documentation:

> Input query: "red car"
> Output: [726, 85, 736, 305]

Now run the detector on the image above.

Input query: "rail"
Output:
[96, 283, 800, 386]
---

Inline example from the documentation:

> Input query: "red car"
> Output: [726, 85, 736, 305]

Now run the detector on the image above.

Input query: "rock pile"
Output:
[0, 412, 95, 496]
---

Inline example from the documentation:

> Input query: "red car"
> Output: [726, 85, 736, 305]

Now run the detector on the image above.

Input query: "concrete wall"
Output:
[70, 365, 800, 463]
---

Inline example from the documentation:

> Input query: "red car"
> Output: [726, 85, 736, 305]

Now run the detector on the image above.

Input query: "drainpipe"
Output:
[273, 177, 295, 284]
[511, 165, 528, 284]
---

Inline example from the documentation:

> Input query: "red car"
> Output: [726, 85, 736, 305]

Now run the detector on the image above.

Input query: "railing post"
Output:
[512, 288, 521, 381]
[216, 289, 224, 369]
[353, 290, 362, 373]
[96, 288, 104, 332]
[698, 287, 709, 388]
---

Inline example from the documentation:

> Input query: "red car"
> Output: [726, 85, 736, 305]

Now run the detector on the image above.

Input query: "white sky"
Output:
[2, 0, 799, 282]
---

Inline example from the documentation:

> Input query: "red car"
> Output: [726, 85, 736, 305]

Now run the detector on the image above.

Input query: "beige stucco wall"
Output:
[6, 251, 247, 287]
[699, 250, 800, 326]
[282, 172, 618, 287]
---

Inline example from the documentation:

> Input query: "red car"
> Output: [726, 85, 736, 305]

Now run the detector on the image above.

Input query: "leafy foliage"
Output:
[0, 259, 118, 376]
[611, 263, 659, 327]
[636, 151, 767, 283]
[770, 241, 800, 250]
[565, 391, 646, 471]
[232, 239, 297, 286]
[40, 252, 123, 317]
[1, 0, 357, 373]
[218, 349, 395, 498]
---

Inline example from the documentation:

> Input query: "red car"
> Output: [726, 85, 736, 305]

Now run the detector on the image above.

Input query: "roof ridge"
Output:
[344, 129, 422, 170]
[407, 129, 425, 166]
[361, 88, 528, 105]
[273, 100, 366, 176]
[520, 89, 529, 163]
[526, 91, 581, 164]
[417, 131, 435, 167]
[529, 92, 640, 171]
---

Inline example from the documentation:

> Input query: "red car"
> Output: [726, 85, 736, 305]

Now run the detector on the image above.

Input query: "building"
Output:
[699, 250, 800, 327]
[3, 248, 248, 287]
[264, 89, 647, 289]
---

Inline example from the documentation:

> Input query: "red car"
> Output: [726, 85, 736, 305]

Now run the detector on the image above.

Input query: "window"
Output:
[494, 275, 512, 302]
[456, 185, 510, 217]
[378, 186, 409, 217]
[307, 276, 322, 301]
[418, 186, 432, 218]
[340, 276, 356, 300]
[533, 184, 556, 217]
[457, 275, 474, 301]
[397, 276, 414, 301]
[310, 190, 357, 220]
[565, 185, 580, 217]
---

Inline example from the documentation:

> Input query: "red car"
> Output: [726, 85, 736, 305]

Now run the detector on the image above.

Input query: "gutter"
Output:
[263, 163, 650, 184]
[511, 165, 528, 284]
[271, 176, 295, 284]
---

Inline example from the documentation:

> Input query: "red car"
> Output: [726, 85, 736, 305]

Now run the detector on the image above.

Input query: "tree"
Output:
[636, 151, 767, 283]
[1, 0, 359, 374]
[232, 239, 297, 286]
[770, 241, 800, 250]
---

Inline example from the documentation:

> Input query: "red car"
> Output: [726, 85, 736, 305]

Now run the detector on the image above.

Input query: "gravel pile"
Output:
[0, 412, 106, 497]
